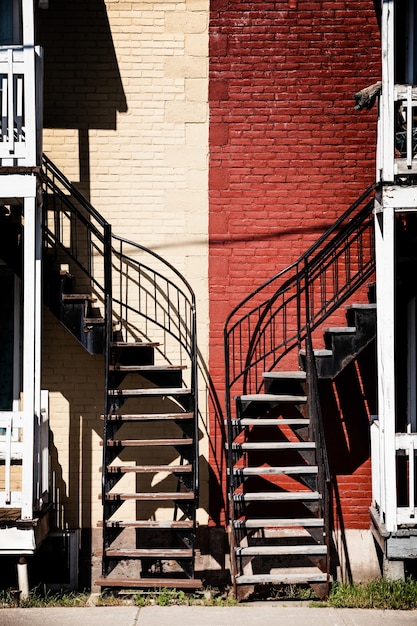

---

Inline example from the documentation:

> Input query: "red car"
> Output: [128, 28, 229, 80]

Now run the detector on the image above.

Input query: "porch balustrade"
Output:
[0, 45, 42, 166]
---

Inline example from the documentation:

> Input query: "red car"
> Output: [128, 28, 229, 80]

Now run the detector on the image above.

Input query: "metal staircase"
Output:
[224, 184, 377, 600]
[41, 154, 201, 590]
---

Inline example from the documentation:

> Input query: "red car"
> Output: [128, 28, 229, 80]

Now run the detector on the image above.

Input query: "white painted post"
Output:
[375, 201, 397, 531]
[380, 0, 395, 182]
[21, 0, 36, 165]
[21, 192, 36, 520]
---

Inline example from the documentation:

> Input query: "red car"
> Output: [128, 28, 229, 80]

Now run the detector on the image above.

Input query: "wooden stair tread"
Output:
[234, 518, 324, 528]
[111, 341, 159, 348]
[236, 573, 328, 585]
[104, 492, 195, 501]
[235, 545, 327, 556]
[109, 365, 186, 372]
[84, 317, 105, 324]
[107, 464, 192, 474]
[233, 491, 320, 501]
[231, 418, 309, 426]
[101, 520, 194, 529]
[106, 438, 193, 447]
[232, 465, 318, 475]
[105, 548, 193, 558]
[103, 412, 194, 421]
[238, 393, 307, 403]
[62, 293, 95, 301]
[108, 387, 191, 397]
[262, 371, 306, 380]
[231, 441, 316, 450]
[95, 576, 202, 589]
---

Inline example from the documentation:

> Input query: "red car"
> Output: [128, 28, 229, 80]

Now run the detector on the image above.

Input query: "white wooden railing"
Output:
[0, 390, 49, 514]
[394, 84, 417, 176]
[371, 420, 417, 529]
[0, 45, 43, 165]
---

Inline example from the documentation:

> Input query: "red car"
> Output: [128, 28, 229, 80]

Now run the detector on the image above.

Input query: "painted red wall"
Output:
[209, 1, 381, 527]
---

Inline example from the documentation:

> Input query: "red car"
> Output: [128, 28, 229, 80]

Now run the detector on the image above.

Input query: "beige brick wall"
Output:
[40, 1, 209, 529]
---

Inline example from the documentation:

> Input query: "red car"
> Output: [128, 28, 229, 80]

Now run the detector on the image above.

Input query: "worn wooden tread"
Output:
[105, 438, 193, 447]
[234, 517, 324, 528]
[100, 520, 194, 529]
[103, 492, 195, 501]
[108, 387, 191, 397]
[110, 341, 159, 348]
[232, 465, 318, 476]
[233, 491, 320, 502]
[84, 317, 105, 324]
[104, 548, 193, 558]
[62, 293, 95, 301]
[236, 545, 327, 556]
[231, 441, 316, 450]
[109, 364, 186, 372]
[102, 412, 194, 422]
[95, 577, 202, 589]
[262, 371, 306, 380]
[236, 573, 328, 585]
[106, 464, 192, 474]
[323, 326, 356, 334]
[230, 418, 309, 426]
[238, 393, 307, 403]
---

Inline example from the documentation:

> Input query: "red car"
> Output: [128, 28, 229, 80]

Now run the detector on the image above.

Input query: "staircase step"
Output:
[103, 412, 194, 422]
[84, 317, 105, 324]
[111, 341, 159, 348]
[105, 438, 193, 447]
[262, 371, 306, 380]
[109, 365, 186, 372]
[104, 548, 193, 559]
[230, 418, 309, 426]
[101, 520, 194, 529]
[232, 465, 318, 476]
[233, 491, 320, 502]
[104, 492, 195, 501]
[231, 441, 316, 450]
[62, 293, 96, 301]
[95, 576, 202, 589]
[238, 393, 307, 403]
[234, 518, 324, 529]
[107, 464, 192, 474]
[108, 387, 191, 397]
[235, 573, 328, 585]
[235, 545, 327, 556]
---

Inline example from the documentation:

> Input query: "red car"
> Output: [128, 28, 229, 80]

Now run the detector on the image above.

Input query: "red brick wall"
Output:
[209, 1, 381, 527]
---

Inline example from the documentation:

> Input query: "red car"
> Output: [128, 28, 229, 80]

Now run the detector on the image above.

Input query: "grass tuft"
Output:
[324, 578, 417, 610]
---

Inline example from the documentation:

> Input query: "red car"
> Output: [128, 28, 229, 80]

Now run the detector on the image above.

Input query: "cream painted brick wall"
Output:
[42, 0, 209, 527]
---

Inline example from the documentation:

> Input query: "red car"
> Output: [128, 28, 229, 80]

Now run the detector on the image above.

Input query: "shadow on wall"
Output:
[36, 0, 127, 199]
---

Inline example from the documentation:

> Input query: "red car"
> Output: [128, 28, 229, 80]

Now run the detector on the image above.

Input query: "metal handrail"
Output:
[224, 183, 378, 421]
[41, 154, 199, 506]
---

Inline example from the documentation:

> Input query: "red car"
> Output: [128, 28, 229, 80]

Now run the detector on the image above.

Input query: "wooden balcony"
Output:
[0, 45, 43, 168]
[394, 84, 417, 177]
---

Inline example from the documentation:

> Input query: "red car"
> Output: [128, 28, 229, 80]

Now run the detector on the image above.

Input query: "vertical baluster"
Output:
[1, 75, 7, 142]
[15, 75, 23, 144]
[7, 49, 14, 152]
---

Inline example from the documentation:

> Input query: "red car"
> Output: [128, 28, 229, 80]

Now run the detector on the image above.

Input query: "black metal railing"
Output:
[41, 154, 199, 502]
[224, 183, 377, 421]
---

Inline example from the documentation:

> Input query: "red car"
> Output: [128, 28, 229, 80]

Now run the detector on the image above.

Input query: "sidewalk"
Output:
[0, 603, 416, 625]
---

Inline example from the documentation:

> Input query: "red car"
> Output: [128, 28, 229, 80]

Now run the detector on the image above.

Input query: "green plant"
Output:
[325, 578, 417, 610]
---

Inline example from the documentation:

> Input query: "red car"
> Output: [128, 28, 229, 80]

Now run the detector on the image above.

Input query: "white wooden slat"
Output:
[7, 48, 14, 152]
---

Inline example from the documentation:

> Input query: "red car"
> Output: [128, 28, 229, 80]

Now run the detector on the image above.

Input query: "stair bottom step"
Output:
[96, 577, 202, 589]
[236, 572, 328, 585]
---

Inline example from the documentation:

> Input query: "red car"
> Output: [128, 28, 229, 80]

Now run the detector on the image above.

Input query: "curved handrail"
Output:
[41, 154, 199, 504]
[224, 183, 378, 421]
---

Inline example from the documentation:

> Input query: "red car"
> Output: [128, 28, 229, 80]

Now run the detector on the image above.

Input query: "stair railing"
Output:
[224, 183, 378, 422]
[41, 154, 199, 503]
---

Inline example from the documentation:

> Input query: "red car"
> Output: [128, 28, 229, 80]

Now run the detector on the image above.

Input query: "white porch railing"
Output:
[371, 420, 417, 528]
[394, 84, 417, 176]
[0, 45, 43, 166]
[0, 390, 49, 514]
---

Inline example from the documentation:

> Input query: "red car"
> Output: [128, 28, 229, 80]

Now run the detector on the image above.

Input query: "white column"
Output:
[375, 202, 397, 531]
[380, 0, 395, 182]
[21, 191, 36, 519]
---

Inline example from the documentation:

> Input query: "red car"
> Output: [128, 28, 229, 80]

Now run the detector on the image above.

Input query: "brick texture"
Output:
[209, 1, 381, 528]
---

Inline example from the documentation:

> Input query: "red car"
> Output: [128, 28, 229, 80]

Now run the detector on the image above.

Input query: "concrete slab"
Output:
[0, 604, 416, 626]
